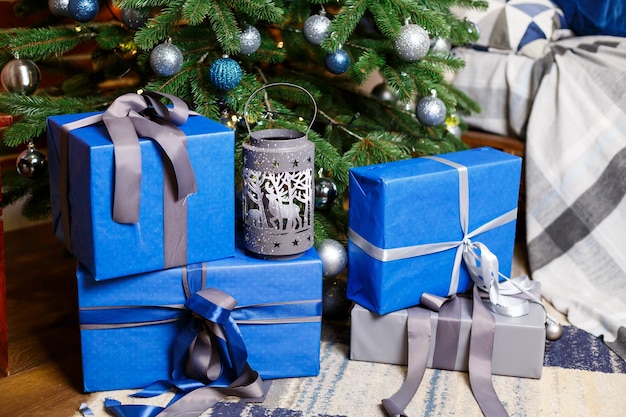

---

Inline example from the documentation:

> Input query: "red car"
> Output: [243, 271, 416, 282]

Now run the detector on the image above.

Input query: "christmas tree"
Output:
[0, 0, 485, 243]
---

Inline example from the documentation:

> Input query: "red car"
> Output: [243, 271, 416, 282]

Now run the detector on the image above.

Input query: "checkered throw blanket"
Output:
[455, 35, 626, 360]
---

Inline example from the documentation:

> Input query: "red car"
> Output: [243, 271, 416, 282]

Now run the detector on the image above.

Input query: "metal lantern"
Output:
[242, 83, 317, 258]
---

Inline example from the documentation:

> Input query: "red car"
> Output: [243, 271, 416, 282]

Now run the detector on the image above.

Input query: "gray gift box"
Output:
[350, 292, 546, 379]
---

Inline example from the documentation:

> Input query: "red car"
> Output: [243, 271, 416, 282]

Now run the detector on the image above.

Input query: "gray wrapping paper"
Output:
[350, 294, 545, 379]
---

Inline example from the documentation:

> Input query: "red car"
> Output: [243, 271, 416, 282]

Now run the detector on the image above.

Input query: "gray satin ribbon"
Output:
[382, 288, 510, 417]
[382, 307, 432, 417]
[348, 155, 517, 295]
[468, 285, 509, 417]
[155, 365, 269, 417]
[58, 91, 197, 267]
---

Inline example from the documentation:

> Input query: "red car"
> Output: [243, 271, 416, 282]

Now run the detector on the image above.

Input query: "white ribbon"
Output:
[462, 241, 532, 317]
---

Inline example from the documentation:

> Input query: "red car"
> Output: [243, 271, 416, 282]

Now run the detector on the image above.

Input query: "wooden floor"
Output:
[0, 223, 90, 417]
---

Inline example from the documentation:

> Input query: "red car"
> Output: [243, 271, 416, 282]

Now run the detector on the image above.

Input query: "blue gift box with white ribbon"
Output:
[347, 147, 522, 315]
[47, 92, 235, 281]
[76, 245, 323, 393]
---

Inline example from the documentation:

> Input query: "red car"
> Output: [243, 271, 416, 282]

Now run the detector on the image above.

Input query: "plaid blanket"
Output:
[455, 35, 626, 360]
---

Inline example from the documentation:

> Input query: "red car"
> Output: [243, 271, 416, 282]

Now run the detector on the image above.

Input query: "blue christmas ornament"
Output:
[325, 49, 350, 74]
[68, 0, 99, 23]
[209, 57, 242, 91]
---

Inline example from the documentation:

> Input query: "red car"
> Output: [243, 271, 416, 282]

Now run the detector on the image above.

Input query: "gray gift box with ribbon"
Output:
[350, 285, 546, 379]
[47, 92, 235, 280]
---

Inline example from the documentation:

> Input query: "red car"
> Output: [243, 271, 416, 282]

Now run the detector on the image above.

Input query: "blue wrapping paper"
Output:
[347, 147, 522, 314]
[77, 245, 322, 392]
[47, 111, 235, 281]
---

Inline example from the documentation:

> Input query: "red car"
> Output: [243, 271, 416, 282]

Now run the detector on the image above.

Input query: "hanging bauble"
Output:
[303, 13, 331, 46]
[68, 0, 99, 23]
[49, 0, 70, 17]
[356, 13, 380, 37]
[371, 82, 398, 103]
[315, 177, 338, 211]
[322, 276, 352, 320]
[150, 42, 183, 77]
[325, 48, 350, 75]
[416, 90, 446, 127]
[1, 59, 41, 95]
[545, 318, 564, 341]
[219, 109, 238, 130]
[317, 239, 348, 278]
[16, 142, 47, 179]
[239, 25, 261, 55]
[464, 19, 481, 44]
[430, 36, 451, 54]
[445, 112, 462, 138]
[394, 23, 430, 62]
[121, 8, 149, 30]
[209, 56, 242, 91]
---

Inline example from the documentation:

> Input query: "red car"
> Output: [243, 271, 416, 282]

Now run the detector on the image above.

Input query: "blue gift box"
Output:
[347, 147, 522, 314]
[47, 110, 235, 280]
[77, 245, 322, 392]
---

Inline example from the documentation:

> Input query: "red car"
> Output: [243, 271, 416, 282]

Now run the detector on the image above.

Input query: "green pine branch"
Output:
[321, 0, 369, 52]
[0, 94, 108, 146]
[0, 26, 90, 61]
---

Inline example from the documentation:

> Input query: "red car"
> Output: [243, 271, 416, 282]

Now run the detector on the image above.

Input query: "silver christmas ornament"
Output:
[545, 318, 564, 341]
[394, 23, 430, 62]
[317, 239, 348, 277]
[150, 42, 184, 77]
[242, 83, 316, 258]
[1, 59, 41, 95]
[371, 82, 398, 103]
[16, 142, 47, 179]
[303, 14, 331, 45]
[315, 177, 338, 210]
[240, 25, 262, 55]
[49, 0, 70, 17]
[416, 90, 446, 126]
[465, 19, 481, 44]
[430, 36, 451, 54]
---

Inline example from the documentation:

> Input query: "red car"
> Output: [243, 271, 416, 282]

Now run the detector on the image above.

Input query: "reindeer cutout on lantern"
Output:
[265, 182, 302, 231]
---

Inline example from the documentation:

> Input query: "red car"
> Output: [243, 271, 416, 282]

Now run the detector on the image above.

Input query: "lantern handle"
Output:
[243, 82, 318, 135]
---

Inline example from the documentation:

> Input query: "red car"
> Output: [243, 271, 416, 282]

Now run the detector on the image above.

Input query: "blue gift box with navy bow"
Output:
[347, 147, 522, 315]
[76, 244, 323, 393]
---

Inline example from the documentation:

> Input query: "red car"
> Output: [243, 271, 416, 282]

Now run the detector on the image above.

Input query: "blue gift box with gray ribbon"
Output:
[347, 147, 522, 315]
[76, 244, 323, 393]
[47, 92, 235, 281]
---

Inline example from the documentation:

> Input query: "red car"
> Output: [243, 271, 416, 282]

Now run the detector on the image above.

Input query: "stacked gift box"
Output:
[345, 147, 547, 414]
[46, 92, 323, 393]
[46, 89, 548, 416]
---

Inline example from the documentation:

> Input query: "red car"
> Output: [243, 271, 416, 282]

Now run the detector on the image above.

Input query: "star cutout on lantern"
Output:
[274, 242, 281, 248]
[307, 156, 312, 164]
[273, 160, 280, 168]
[292, 159, 299, 167]
[292, 239, 299, 246]
[254, 160, 260, 168]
